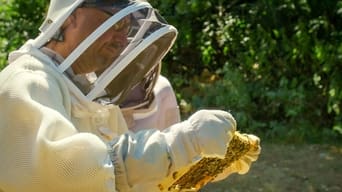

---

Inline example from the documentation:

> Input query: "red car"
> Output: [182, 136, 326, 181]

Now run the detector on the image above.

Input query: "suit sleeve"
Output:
[0, 68, 115, 192]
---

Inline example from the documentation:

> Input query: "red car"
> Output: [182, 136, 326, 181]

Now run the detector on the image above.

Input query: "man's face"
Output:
[66, 7, 130, 75]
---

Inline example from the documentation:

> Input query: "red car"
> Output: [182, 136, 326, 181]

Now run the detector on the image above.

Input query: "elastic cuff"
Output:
[108, 139, 131, 192]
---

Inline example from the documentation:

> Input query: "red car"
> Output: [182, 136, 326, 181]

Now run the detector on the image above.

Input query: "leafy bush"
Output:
[0, 0, 47, 68]
[151, 0, 342, 143]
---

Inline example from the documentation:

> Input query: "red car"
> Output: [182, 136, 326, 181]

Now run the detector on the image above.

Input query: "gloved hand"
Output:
[164, 109, 237, 171]
[214, 134, 261, 182]
[187, 109, 237, 158]
[110, 109, 237, 191]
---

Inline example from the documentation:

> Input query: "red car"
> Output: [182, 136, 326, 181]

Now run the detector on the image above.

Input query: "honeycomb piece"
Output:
[158, 132, 256, 192]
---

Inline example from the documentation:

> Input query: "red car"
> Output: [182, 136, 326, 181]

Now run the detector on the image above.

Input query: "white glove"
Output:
[165, 109, 237, 171]
[187, 109, 237, 158]
[214, 134, 261, 182]
[110, 110, 236, 191]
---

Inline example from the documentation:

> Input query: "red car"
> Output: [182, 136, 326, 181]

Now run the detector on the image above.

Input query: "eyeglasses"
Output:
[98, 7, 132, 32]
[111, 15, 131, 33]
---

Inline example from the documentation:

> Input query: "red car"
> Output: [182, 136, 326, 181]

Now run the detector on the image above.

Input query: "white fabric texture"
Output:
[110, 109, 236, 191]
[122, 75, 181, 132]
[0, 46, 122, 192]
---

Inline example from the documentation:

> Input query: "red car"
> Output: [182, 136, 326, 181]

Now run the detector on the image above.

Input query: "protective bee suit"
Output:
[0, 1, 258, 192]
[121, 74, 181, 132]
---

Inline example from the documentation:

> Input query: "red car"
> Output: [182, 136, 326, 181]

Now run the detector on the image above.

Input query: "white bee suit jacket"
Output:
[0, 43, 123, 192]
[0, 42, 237, 192]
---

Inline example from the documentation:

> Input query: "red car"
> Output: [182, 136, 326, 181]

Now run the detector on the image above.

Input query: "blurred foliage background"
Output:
[0, 0, 341, 143]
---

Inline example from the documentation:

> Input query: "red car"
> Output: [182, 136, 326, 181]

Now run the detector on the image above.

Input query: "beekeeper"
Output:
[0, 0, 260, 192]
